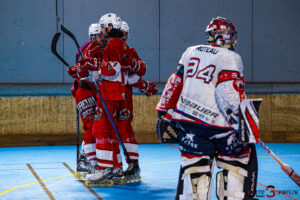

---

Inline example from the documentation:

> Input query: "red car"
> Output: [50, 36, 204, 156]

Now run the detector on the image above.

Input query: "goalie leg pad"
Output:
[216, 169, 245, 200]
[243, 144, 258, 199]
[216, 145, 258, 200]
[177, 156, 214, 200]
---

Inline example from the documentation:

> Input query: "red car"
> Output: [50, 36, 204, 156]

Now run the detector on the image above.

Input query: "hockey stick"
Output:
[51, 32, 69, 66]
[61, 24, 133, 163]
[51, 32, 80, 163]
[258, 139, 300, 186]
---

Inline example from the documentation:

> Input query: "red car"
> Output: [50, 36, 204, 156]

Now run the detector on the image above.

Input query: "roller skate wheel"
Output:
[84, 181, 92, 188]
[99, 181, 106, 187]
[92, 183, 98, 187]
[118, 178, 126, 185]
[136, 175, 141, 181]
[124, 177, 130, 183]
[106, 179, 114, 187]
[124, 177, 129, 183]
[74, 172, 81, 179]
[128, 177, 133, 183]
[113, 178, 122, 185]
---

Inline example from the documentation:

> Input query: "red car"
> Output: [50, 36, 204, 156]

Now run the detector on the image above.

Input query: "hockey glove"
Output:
[122, 58, 147, 76]
[86, 41, 101, 58]
[156, 111, 179, 144]
[100, 61, 117, 76]
[136, 79, 158, 96]
[68, 63, 80, 79]
[77, 57, 101, 79]
[133, 60, 147, 76]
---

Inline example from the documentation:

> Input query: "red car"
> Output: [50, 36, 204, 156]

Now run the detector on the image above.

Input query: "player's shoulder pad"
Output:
[220, 49, 243, 73]
[183, 46, 196, 54]
[179, 46, 194, 63]
[107, 38, 128, 49]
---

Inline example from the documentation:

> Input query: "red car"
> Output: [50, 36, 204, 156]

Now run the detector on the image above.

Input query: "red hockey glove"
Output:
[85, 41, 101, 58]
[68, 63, 80, 79]
[121, 58, 146, 75]
[100, 61, 117, 76]
[121, 57, 136, 71]
[77, 57, 101, 78]
[71, 80, 78, 97]
[137, 79, 158, 96]
[136, 60, 147, 76]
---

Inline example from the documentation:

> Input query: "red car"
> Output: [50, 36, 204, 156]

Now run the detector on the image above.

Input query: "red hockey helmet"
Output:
[205, 17, 237, 50]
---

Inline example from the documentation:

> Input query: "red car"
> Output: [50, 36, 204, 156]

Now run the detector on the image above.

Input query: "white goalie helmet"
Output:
[120, 21, 129, 33]
[99, 13, 122, 29]
[88, 23, 101, 37]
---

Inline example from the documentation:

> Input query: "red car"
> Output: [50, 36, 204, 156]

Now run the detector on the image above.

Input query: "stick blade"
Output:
[50, 32, 69, 66]
[51, 32, 61, 55]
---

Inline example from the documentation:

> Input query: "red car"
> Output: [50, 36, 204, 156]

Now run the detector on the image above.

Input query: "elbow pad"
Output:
[156, 72, 183, 112]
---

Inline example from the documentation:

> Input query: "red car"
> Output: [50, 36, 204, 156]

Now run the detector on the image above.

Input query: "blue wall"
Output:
[0, 0, 300, 95]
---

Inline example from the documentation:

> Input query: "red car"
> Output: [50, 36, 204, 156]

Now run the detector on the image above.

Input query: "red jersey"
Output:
[99, 38, 132, 101]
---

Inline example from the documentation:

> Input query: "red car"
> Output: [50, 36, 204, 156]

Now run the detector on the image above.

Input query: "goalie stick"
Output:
[60, 24, 133, 163]
[259, 139, 300, 186]
[51, 32, 81, 164]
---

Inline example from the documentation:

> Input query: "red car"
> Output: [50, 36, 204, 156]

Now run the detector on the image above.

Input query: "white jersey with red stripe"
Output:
[172, 44, 245, 129]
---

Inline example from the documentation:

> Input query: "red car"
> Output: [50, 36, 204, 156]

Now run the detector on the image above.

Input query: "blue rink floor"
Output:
[0, 144, 299, 200]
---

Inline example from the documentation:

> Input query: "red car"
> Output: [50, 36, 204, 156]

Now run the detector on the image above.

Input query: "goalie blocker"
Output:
[238, 99, 262, 144]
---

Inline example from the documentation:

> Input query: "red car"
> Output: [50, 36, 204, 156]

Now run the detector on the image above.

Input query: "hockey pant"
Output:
[75, 86, 97, 166]
[118, 90, 139, 162]
[92, 100, 123, 169]
[175, 121, 257, 200]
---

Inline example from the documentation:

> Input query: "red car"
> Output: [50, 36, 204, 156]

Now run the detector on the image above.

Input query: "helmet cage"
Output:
[206, 17, 237, 50]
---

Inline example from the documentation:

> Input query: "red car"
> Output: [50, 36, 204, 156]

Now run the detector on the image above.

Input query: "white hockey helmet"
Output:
[88, 23, 101, 37]
[120, 21, 129, 33]
[99, 13, 122, 29]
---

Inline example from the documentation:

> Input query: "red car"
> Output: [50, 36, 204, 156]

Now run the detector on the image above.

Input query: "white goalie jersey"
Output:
[172, 44, 246, 129]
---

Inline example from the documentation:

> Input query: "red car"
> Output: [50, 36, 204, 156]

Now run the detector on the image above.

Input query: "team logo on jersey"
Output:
[94, 107, 102, 121]
[119, 108, 130, 121]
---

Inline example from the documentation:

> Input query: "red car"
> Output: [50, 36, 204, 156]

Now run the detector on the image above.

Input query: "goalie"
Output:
[156, 17, 259, 200]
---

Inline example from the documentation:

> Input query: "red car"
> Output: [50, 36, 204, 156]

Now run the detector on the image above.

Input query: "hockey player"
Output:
[68, 22, 107, 179]
[156, 17, 258, 200]
[77, 13, 152, 185]
[76, 23, 108, 62]
[118, 21, 158, 180]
